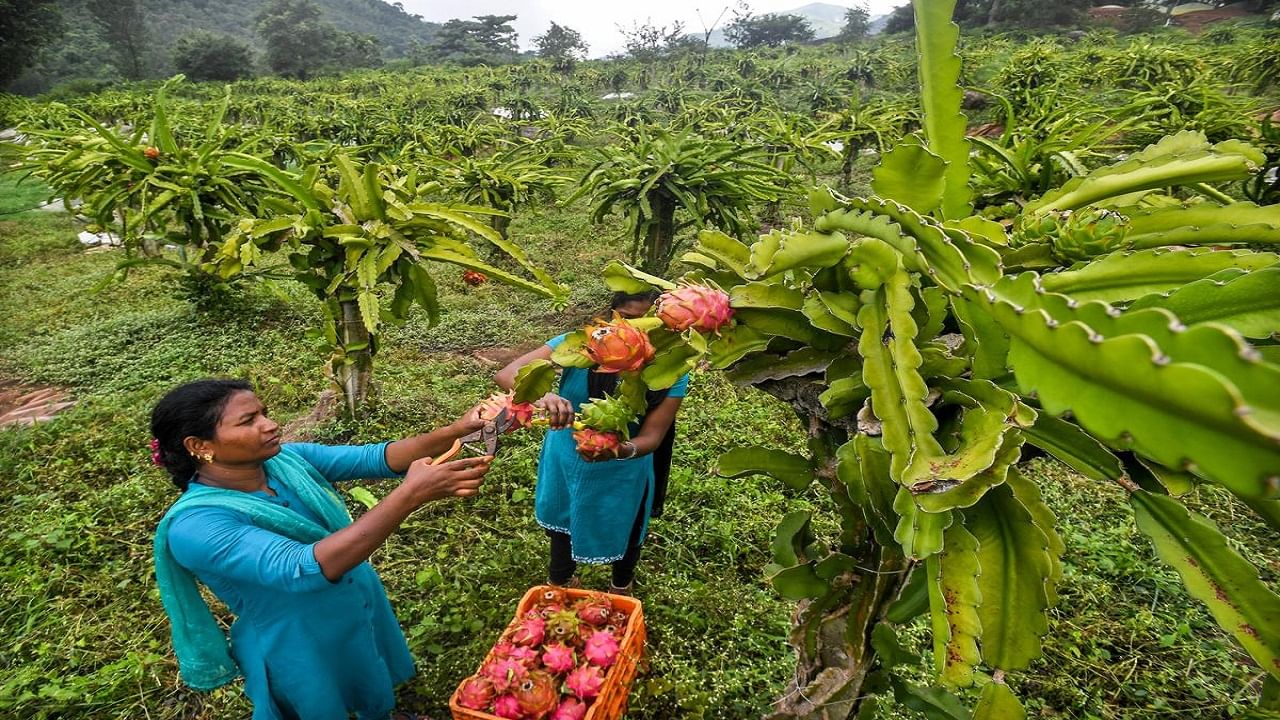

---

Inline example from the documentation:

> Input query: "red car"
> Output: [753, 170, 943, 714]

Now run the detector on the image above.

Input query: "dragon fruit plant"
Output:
[508, 1, 1280, 716]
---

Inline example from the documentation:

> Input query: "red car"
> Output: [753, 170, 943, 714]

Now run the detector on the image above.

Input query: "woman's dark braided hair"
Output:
[150, 379, 252, 491]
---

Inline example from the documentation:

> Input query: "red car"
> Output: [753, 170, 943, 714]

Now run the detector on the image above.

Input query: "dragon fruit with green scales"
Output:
[577, 396, 636, 438]
[544, 608, 584, 646]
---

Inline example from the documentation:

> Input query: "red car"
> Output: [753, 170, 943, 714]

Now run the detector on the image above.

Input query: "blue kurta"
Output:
[165, 443, 412, 720]
[535, 334, 690, 563]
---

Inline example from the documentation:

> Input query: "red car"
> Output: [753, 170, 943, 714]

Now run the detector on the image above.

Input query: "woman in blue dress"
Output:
[496, 291, 690, 594]
[150, 378, 492, 720]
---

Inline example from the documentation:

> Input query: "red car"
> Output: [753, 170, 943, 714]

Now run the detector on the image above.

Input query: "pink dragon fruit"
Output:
[656, 284, 734, 334]
[573, 428, 623, 459]
[575, 595, 612, 627]
[537, 601, 565, 619]
[552, 697, 589, 720]
[484, 657, 529, 694]
[509, 614, 546, 647]
[509, 645, 539, 667]
[583, 629, 620, 668]
[565, 664, 605, 700]
[541, 643, 576, 674]
[493, 694, 522, 719]
[583, 318, 655, 373]
[456, 675, 495, 710]
[514, 671, 559, 719]
[480, 392, 536, 432]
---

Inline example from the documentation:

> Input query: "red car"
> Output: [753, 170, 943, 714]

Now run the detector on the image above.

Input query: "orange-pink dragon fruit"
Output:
[564, 664, 605, 700]
[583, 319, 654, 373]
[573, 428, 623, 459]
[480, 392, 536, 432]
[456, 675, 494, 710]
[656, 284, 734, 334]
[514, 671, 560, 720]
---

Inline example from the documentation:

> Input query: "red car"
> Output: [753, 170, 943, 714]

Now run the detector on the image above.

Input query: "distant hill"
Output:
[707, 2, 893, 46]
[13, 0, 440, 94]
[147, 0, 440, 57]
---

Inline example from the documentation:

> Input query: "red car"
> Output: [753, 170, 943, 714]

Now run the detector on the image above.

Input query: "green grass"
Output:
[0, 170, 55, 216]
[0, 194, 1277, 720]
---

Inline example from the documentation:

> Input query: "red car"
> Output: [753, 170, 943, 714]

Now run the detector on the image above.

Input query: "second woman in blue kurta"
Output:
[496, 291, 690, 593]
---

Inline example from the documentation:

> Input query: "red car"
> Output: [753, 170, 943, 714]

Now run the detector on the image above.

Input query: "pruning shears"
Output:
[430, 408, 514, 465]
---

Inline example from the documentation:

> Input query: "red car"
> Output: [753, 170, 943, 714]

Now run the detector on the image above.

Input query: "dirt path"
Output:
[0, 379, 75, 428]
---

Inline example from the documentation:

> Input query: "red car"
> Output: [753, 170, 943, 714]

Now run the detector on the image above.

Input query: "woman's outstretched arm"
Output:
[496, 344, 574, 428]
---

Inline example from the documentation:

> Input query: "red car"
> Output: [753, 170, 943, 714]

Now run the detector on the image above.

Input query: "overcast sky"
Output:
[397, 1, 904, 57]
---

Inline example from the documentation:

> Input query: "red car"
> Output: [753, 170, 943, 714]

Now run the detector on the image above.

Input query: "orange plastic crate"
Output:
[449, 585, 646, 720]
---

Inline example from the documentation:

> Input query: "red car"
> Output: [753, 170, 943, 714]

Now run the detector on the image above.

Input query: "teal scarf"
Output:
[152, 447, 353, 690]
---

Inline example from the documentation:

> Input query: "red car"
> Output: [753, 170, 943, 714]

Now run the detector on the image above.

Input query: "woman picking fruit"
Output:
[495, 291, 690, 595]
[150, 378, 492, 720]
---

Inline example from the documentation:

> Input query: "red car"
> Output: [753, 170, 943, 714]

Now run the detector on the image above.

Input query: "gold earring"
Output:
[193, 452, 214, 464]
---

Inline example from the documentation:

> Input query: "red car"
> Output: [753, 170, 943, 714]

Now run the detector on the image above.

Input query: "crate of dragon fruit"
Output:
[450, 585, 646, 720]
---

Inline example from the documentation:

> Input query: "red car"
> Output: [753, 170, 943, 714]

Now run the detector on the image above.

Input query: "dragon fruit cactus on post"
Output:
[582, 318, 654, 373]
[655, 284, 734, 334]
